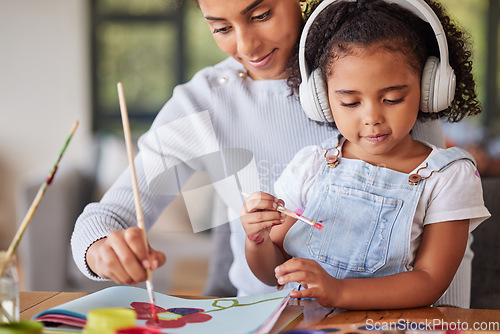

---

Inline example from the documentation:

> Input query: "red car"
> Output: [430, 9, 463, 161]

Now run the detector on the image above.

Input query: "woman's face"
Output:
[198, 0, 302, 80]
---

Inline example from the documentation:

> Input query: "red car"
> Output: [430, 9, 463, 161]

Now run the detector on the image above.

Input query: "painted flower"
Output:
[130, 302, 212, 329]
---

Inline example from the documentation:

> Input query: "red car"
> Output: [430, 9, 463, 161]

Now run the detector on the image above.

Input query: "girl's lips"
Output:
[247, 49, 276, 69]
[364, 134, 389, 143]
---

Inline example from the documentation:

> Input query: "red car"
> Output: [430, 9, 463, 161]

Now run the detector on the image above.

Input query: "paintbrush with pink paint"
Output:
[276, 206, 323, 231]
[241, 192, 323, 231]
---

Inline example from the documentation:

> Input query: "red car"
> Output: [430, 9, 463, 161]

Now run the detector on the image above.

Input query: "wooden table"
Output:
[20, 291, 500, 333]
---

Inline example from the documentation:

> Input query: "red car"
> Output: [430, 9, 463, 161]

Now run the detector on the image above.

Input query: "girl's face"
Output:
[327, 46, 421, 162]
[198, 0, 302, 81]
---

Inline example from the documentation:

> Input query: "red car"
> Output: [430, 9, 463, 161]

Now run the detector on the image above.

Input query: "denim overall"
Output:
[283, 136, 475, 279]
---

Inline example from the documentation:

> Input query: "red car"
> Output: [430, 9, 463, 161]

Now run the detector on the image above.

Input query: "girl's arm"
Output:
[241, 192, 295, 285]
[275, 219, 469, 309]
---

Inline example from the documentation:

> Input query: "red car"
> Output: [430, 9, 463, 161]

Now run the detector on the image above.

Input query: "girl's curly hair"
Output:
[286, 0, 481, 122]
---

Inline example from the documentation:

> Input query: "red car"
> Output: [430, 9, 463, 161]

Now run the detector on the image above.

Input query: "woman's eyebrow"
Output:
[204, 0, 264, 21]
[242, 0, 265, 15]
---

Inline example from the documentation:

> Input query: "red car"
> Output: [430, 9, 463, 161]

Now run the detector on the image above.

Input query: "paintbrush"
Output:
[117, 82, 159, 323]
[241, 192, 323, 231]
[0, 121, 79, 277]
[0, 121, 78, 323]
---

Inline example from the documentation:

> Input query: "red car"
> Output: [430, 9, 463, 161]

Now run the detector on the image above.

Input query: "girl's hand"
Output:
[240, 191, 285, 245]
[86, 227, 166, 285]
[275, 257, 340, 307]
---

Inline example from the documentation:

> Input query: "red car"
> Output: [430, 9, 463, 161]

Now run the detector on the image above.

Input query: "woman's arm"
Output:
[275, 219, 469, 309]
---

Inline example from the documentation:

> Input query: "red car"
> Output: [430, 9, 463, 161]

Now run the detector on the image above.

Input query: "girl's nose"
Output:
[363, 105, 384, 126]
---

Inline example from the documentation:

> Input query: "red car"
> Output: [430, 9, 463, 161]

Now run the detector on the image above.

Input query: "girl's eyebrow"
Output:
[334, 85, 409, 95]
[205, 0, 265, 21]
[334, 89, 358, 95]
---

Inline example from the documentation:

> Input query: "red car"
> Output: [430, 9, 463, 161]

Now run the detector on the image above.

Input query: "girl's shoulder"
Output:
[421, 143, 477, 174]
[275, 144, 326, 211]
[419, 143, 481, 198]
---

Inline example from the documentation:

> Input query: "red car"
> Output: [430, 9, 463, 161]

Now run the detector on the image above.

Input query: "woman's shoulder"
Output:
[188, 57, 243, 86]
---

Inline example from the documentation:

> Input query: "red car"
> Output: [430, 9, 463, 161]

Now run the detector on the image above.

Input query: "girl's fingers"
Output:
[246, 210, 285, 226]
[276, 271, 305, 286]
[275, 258, 316, 285]
[290, 288, 315, 300]
[241, 191, 278, 213]
[243, 213, 285, 238]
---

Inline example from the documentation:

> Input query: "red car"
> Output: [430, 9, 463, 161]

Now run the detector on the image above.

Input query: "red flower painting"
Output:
[129, 302, 212, 329]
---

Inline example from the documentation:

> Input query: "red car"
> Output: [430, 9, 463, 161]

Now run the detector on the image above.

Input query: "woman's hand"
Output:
[85, 227, 166, 285]
[275, 257, 340, 307]
[240, 191, 285, 245]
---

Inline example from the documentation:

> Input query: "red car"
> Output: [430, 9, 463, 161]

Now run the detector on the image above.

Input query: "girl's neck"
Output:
[342, 136, 432, 174]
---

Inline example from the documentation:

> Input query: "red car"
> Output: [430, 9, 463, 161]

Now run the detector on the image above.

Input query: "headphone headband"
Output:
[299, 0, 456, 122]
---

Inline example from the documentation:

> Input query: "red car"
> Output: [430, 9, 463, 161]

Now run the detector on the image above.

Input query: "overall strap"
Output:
[320, 133, 343, 151]
[426, 146, 476, 172]
[408, 147, 476, 186]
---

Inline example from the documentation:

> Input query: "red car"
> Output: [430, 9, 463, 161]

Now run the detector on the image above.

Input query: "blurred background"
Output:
[0, 0, 498, 296]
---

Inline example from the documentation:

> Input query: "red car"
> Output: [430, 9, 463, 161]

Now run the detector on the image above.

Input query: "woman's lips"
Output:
[247, 49, 276, 69]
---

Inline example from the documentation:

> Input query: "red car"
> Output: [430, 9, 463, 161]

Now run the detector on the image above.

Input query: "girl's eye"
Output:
[341, 101, 359, 108]
[252, 9, 271, 22]
[384, 97, 405, 105]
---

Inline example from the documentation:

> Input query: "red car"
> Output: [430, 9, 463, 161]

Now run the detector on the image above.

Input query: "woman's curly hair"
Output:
[286, 0, 481, 122]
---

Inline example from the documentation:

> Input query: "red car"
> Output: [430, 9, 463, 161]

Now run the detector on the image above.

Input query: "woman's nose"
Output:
[236, 27, 260, 57]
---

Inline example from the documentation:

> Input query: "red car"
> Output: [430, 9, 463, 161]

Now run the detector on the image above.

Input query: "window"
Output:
[90, 0, 225, 135]
[440, 0, 499, 137]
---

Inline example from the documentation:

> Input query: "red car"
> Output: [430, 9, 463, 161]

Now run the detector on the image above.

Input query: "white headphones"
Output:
[298, 0, 456, 122]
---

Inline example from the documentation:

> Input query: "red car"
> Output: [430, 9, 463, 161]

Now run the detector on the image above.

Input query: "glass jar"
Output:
[0, 251, 19, 323]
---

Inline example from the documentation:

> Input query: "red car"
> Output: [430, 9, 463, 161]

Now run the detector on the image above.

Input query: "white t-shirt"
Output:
[275, 142, 491, 269]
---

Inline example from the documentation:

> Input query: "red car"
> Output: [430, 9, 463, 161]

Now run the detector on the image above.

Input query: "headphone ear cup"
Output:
[299, 68, 332, 122]
[310, 68, 334, 122]
[420, 56, 439, 113]
[299, 68, 334, 122]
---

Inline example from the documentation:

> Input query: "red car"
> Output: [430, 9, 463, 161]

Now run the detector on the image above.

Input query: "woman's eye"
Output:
[252, 9, 271, 22]
[213, 26, 231, 34]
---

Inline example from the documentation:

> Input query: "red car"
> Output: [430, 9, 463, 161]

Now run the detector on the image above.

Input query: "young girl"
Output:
[241, 0, 490, 309]
[72, 0, 466, 306]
